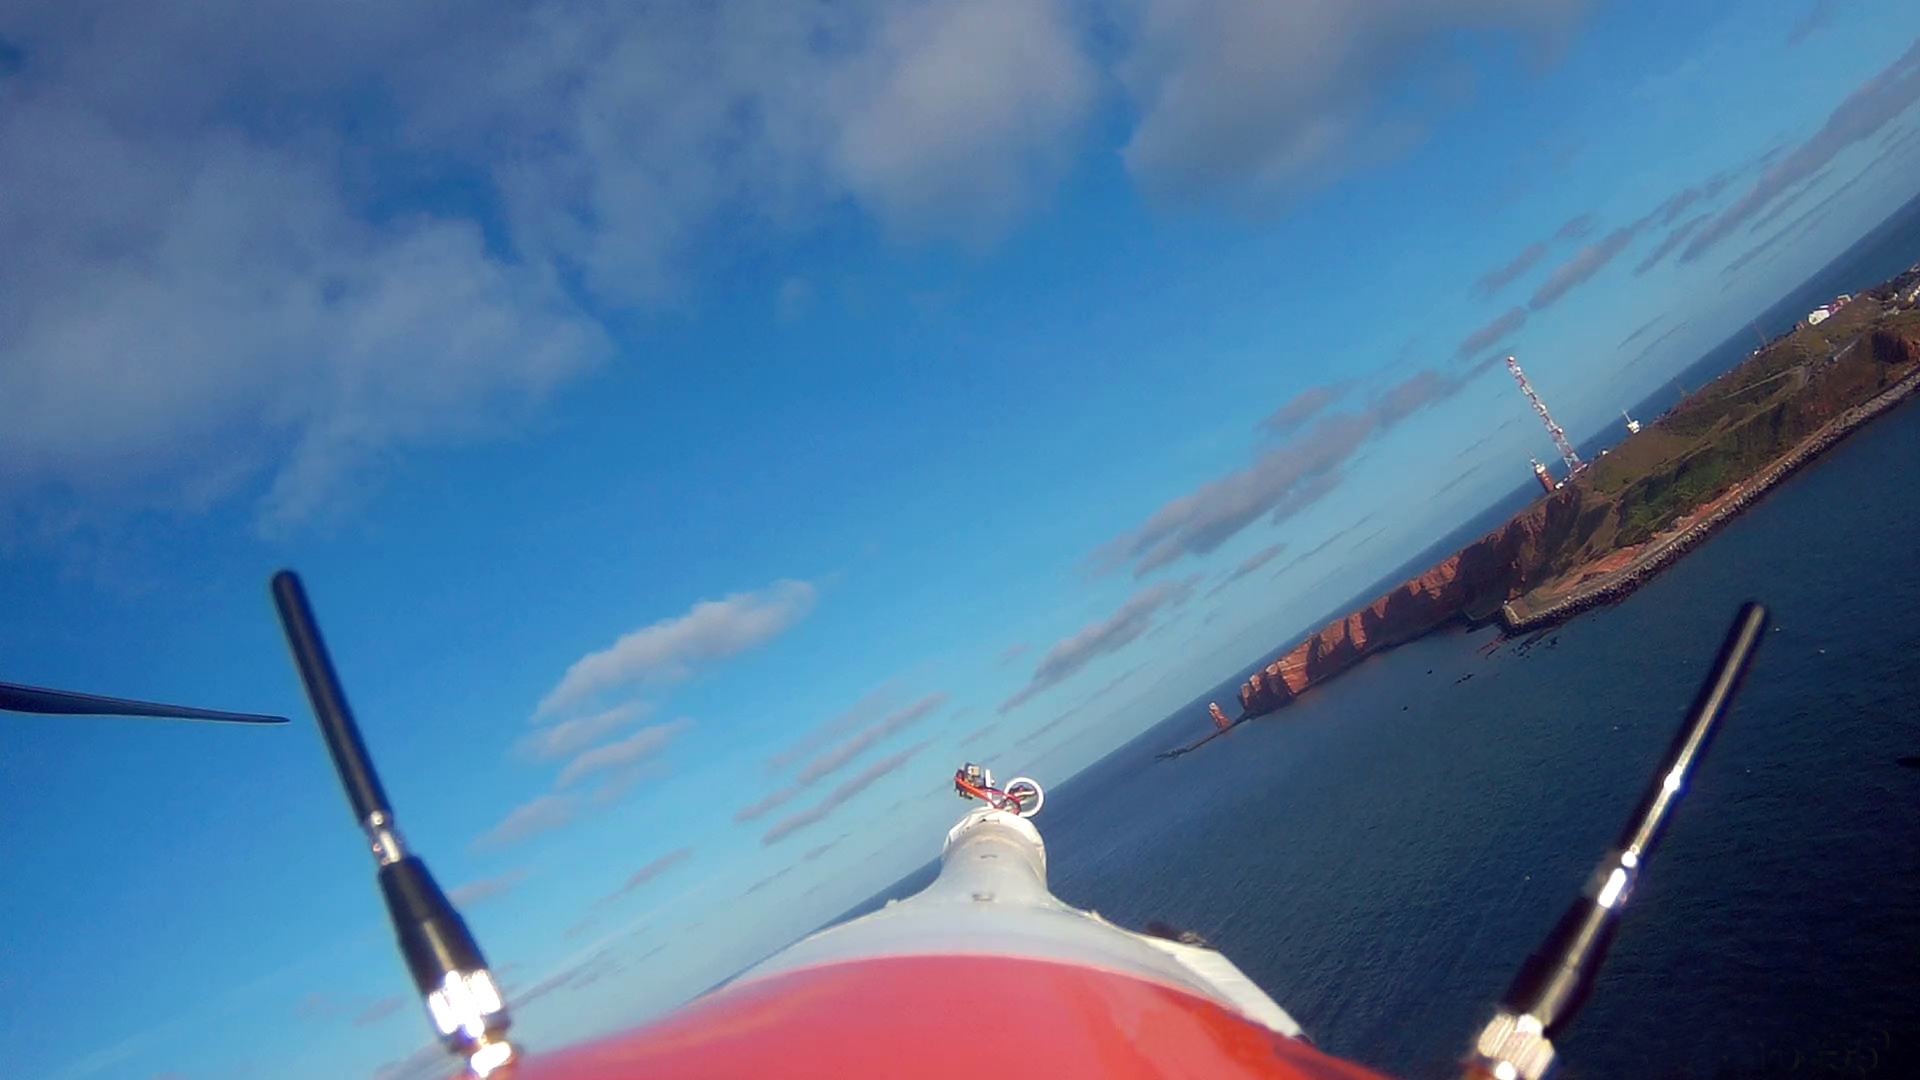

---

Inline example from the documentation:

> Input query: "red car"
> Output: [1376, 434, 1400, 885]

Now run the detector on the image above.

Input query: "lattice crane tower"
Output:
[1505, 356, 1582, 474]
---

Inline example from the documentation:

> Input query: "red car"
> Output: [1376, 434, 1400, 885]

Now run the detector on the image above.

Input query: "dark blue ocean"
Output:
[849, 198, 1920, 1078]
[1044, 385, 1920, 1079]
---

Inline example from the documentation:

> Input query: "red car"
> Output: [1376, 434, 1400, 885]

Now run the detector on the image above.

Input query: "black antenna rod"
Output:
[270, 570, 516, 1076]
[272, 573, 392, 822]
[1465, 601, 1770, 1080]
[1, 680, 287, 724]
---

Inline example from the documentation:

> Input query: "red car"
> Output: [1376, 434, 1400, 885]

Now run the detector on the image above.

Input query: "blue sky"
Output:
[4, 1, 1920, 1077]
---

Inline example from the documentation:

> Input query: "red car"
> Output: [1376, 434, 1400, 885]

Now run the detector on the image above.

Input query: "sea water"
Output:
[1035, 384, 1920, 1079]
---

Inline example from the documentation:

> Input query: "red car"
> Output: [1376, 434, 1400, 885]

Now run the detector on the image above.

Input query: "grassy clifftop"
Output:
[1534, 301, 1920, 583]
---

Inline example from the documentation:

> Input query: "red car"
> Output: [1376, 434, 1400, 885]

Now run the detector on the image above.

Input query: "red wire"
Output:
[954, 775, 1024, 813]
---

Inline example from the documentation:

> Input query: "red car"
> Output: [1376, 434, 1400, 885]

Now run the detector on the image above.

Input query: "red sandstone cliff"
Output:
[1238, 490, 1586, 715]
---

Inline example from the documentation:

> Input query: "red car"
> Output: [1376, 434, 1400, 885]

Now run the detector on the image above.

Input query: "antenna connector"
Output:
[1469, 1011, 1555, 1080]
[377, 856, 512, 1058]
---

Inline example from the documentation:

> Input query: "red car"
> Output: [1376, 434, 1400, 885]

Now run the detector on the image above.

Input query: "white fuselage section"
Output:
[738, 807, 1305, 1040]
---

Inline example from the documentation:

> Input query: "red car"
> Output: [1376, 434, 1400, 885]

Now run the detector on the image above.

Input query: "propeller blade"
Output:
[0, 680, 289, 724]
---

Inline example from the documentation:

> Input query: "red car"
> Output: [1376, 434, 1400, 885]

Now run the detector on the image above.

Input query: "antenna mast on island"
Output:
[1507, 356, 1583, 475]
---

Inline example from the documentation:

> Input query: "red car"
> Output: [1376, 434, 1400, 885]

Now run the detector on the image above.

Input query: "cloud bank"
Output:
[1000, 578, 1197, 712]
[472, 794, 579, 852]
[606, 847, 694, 902]
[1529, 216, 1652, 309]
[447, 867, 529, 908]
[1456, 308, 1528, 359]
[762, 741, 932, 845]
[517, 702, 653, 762]
[1206, 542, 1289, 597]
[536, 582, 815, 717]
[1684, 39, 1920, 262]
[1117, 0, 1587, 204]
[765, 684, 897, 773]
[1262, 387, 1339, 434]
[1, 0, 1598, 532]
[739, 692, 948, 821]
[1092, 364, 1484, 580]
[0, 1, 1096, 527]
[1474, 212, 1595, 295]
[554, 719, 692, 790]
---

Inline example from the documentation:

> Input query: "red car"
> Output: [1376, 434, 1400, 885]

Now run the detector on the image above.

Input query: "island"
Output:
[1235, 265, 1920, 720]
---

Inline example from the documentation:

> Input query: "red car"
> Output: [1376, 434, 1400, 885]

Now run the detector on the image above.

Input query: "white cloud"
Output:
[1456, 307, 1528, 359]
[734, 786, 803, 824]
[413, 0, 1096, 300]
[2, 0, 1609, 536]
[1091, 365, 1485, 579]
[536, 582, 815, 717]
[1530, 216, 1653, 309]
[0, 0, 1097, 530]
[1, 0, 1615, 539]
[0, 96, 609, 527]
[518, 702, 653, 762]
[1117, 0, 1587, 204]
[766, 683, 895, 773]
[1262, 387, 1339, 435]
[555, 719, 692, 790]
[1474, 213, 1595, 295]
[826, 0, 1097, 243]
[736, 692, 948, 821]
[762, 740, 932, 845]
[1205, 541, 1288, 597]
[1684, 39, 1920, 262]
[604, 847, 695, 901]
[794, 693, 946, 785]
[472, 794, 579, 852]
[447, 867, 528, 908]
[1000, 578, 1197, 712]
[1090, 413, 1373, 577]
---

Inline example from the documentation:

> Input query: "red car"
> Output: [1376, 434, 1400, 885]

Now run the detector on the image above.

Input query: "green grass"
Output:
[1549, 313, 1919, 572]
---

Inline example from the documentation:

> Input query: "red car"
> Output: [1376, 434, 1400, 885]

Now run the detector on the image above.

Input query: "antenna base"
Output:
[1469, 1011, 1555, 1080]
